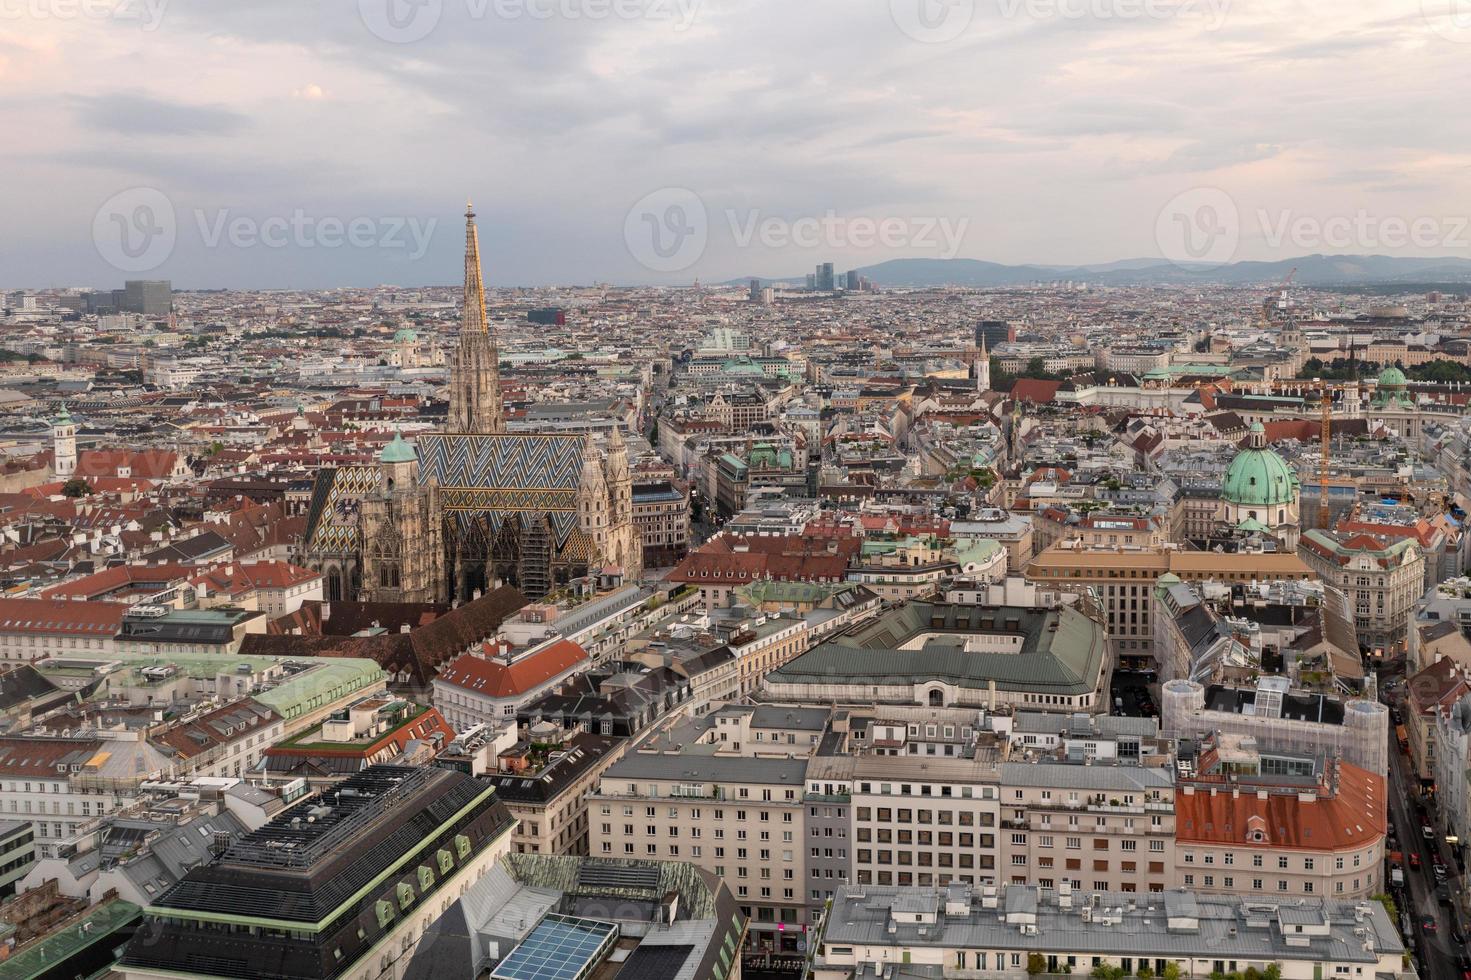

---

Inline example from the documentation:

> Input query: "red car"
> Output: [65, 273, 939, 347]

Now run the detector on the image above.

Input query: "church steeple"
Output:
[462, 201, 490, 336]
[449, 202, 505, 433]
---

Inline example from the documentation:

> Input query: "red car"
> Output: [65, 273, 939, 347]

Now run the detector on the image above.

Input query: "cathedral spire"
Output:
[449, 201, 505, 433]
[462, 202, 490, 336]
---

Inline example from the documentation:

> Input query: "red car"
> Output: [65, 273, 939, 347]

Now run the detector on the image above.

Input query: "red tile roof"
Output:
[1176, 761, 1385, 851]
[42, 564, 198, 601]
[437, 639, 589, 699]
[0, 598, 128, 635]
[1010, 379, 1063, 404]
[668, 533, 859, 585]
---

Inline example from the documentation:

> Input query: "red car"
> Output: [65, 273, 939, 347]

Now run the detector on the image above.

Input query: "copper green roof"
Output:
[379, 432, 417, 463]
[1220, 442, 1298, 507]
[769, 601, 1107, 696]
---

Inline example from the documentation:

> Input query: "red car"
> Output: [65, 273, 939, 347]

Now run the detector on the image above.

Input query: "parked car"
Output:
[1410, 853, 1422, 869]
[1436, 863, 1450, 880]
[1424, 915, 1440, 934]
[1424, 825, 1436, 840]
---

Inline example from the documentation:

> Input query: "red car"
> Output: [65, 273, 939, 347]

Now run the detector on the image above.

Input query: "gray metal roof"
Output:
[822, 885, 1403, 963]
[1000, 762, 1174, 792]
[605, 753, 808, 786]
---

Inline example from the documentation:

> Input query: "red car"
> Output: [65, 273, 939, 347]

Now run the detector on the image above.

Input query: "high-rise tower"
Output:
[449, 202, 505, 434]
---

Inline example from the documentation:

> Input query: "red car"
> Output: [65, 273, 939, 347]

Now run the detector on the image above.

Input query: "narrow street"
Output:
[1387, 710, 1466, 980]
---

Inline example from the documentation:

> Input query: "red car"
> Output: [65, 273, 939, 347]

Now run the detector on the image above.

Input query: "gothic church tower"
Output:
[449, 203, 505, 433]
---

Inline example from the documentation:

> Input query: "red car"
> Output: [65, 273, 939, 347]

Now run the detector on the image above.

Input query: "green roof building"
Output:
[1218, 423, 1301, 549]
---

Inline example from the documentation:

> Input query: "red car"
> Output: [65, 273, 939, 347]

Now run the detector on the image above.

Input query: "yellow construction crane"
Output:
[1256, 378, 1343, 529]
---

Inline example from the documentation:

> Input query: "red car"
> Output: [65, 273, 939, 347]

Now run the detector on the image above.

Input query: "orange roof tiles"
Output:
[0, 598, 127, 635]
[1176, 762, 1385, 852]
[437, 639, 589, 699]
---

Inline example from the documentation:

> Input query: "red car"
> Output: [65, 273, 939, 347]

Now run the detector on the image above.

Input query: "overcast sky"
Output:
[3, 0, 1470, 288]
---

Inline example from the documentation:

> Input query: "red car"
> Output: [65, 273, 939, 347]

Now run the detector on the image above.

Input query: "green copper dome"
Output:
[379, 432, 417, 463]
[1221, 433, 1298, 507]
[1378, 365, 1407, 388]
[393, 327, 418, 342]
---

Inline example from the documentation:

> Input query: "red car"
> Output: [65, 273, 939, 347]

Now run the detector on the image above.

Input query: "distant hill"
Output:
[730, 254, 1471, 288]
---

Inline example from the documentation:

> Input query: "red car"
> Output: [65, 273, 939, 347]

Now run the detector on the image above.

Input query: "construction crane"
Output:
[1256, 377, 1347, 530]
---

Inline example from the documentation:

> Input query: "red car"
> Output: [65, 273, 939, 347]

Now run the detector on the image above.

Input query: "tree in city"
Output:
[61, 478, 93, 498]
[1161, 965, 1181, 980]
[1028, 954, 1048, 975]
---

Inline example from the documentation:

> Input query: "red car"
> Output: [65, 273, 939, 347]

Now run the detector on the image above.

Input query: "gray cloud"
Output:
[68, 92, 249, 137]
[1, 0, 1468, 288]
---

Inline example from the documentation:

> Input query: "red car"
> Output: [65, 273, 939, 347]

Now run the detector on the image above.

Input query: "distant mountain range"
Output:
[730, 254, 1471, 289]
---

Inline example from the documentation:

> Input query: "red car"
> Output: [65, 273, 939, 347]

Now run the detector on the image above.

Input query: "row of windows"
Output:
[855, 807, 994, 825]
[1181, 851, 1368, 871]
[1181, 873, 1370, 894]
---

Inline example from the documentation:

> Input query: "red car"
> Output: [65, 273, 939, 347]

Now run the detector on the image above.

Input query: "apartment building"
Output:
[1026, 546, 1316, 659]
[485, 732, 627, 856]
[0, 734, 171, 843]
[998, 762, 1176, 894]
[1174, 738, 1386, 900]
[150, 698, 284, 780]
[1299, 529, 1424, 655]
[850, 752, 1002, 891]
[0, 598, 127, 663]
[591, 752, 810, 953]
[431, 638, 590, 731]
